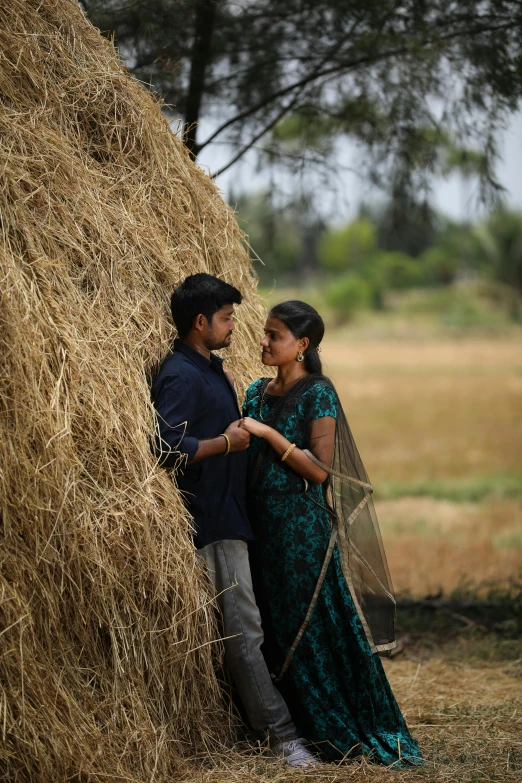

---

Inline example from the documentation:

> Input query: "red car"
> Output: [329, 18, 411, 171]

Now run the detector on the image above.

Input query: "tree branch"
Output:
[210, 95, 303, 178]
[197, 19, 517, 154]
[184, 0, 221, 154]
[208, 11, 368, 174]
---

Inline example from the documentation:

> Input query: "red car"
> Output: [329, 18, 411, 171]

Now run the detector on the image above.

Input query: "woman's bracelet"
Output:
[220, 433, 231, 455]
[281, 443, 296, 462]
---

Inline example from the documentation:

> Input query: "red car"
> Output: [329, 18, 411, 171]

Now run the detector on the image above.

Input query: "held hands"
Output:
[224, 419, 251, 452]
[239, 416, 269, 438]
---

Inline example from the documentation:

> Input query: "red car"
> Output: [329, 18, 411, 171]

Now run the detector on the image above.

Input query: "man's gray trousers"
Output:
[199, 539, 297, 742]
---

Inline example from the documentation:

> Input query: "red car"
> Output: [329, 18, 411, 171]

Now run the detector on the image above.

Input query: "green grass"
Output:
[493, 530, 522, 550]
[376, 474, 522, 503]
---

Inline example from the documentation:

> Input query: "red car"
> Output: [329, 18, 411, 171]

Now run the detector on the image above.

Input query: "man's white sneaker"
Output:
[268, 737, 321, 767]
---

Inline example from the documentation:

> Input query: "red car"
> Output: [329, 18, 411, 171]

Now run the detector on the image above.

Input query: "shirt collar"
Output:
[173, 338, 224, 371]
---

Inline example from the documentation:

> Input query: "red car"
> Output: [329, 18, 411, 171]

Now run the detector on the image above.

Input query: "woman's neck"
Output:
[272, 362, 308, 391]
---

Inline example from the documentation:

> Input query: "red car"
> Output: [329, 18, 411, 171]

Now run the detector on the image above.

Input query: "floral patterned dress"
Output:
[243, 378, 423, 766]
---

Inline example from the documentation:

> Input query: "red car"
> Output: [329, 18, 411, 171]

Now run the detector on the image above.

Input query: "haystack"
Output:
[0, 1, 266, 779]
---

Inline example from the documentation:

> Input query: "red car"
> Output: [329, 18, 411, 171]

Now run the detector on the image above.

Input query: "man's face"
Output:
[203, 304, 236, 350]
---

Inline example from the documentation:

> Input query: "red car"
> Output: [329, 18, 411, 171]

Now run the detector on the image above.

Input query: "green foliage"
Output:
[236, 187, 522, 325]
[377, 474, 522, 503]
[272, 97, 388, 151]
[318, 218, 376, 271]
[234, 191, 312, 283]
[395, 284, 517, 331]
[359, 196, 438, 258]
[419, 246, 459, 285]
[443, 146, 490, 180]
[442, 294, 488, 328]
[324, 274, 373, 323]
[479, 209, 522, 293]
[272, 110, 334, 153]
[493, 529, 522, 550]
[374, 251, 420, 289]
[318, 221, 423, 295]
[470, 208, 522, 317]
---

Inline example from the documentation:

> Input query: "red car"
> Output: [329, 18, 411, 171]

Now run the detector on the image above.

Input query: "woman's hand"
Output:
[240, 416, 330, 483]
[240, 417, 269, 438]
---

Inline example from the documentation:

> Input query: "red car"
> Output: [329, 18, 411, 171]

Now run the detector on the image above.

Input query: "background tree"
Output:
[474, 208, 522, 316]
[318, 217, 377, 272]
[83, 0, 522, 194]
[233, 190, 301, 283]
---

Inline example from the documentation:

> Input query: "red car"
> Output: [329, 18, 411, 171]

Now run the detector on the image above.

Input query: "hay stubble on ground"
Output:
[0, 1, 265, 780]
[179, 645, 522, 783]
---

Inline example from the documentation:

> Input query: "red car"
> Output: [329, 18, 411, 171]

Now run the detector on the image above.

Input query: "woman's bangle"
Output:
[281, 443, 296, 462]
[220, 433, 231, 455]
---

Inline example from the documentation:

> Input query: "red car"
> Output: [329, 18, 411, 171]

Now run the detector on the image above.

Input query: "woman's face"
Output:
[260, 315, 308, 367]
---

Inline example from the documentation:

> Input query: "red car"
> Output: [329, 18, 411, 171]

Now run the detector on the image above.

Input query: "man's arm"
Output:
[153, 372, 249, 467]
[153, 372, 199, 467]
[190, 418, 250, 462]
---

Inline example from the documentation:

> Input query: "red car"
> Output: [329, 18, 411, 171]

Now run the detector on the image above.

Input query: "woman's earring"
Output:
[297, 350, 304, 362]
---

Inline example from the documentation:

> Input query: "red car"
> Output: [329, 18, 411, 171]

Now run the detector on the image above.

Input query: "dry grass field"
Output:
[320, 336, 522, 596]
[184, 648, 522, 782]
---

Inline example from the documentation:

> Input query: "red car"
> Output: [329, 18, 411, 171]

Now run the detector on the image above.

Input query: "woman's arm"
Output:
[240, 416, 335, 484]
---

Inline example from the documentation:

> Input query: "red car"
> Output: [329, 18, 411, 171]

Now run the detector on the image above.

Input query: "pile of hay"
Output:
[0, 1, 266, 779]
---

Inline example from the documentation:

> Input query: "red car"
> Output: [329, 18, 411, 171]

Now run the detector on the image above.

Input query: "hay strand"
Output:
[0, 1, 267, 779]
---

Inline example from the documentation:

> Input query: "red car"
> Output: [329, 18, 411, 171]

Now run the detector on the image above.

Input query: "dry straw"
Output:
[0, 0, 267, 779]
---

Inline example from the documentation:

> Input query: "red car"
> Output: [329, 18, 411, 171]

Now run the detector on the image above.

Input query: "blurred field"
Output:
[321, 336, 522, 596]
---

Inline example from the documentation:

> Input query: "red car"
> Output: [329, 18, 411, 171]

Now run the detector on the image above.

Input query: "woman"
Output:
[240, 300, 422, 766]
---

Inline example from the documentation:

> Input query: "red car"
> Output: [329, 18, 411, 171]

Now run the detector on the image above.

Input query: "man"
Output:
[151, 273, 318, 767]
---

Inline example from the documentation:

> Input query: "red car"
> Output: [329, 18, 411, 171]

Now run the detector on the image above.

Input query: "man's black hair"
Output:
[170, 273, 242, 338]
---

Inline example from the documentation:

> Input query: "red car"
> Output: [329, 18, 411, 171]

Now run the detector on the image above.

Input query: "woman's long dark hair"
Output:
[269, 300, 324, 374]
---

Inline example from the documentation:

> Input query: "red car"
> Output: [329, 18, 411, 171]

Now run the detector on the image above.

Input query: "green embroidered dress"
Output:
[243, 378, 422, 766]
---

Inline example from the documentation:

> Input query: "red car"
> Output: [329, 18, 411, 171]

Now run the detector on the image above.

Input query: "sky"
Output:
[431, 111, 522, 220]
[196, 110, 522, 225]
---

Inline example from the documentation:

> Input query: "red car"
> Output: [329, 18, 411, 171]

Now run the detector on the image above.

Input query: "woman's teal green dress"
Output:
[243, 378, 422, 766]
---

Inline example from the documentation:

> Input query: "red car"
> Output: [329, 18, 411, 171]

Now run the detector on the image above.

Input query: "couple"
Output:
[152, 273, 422, 768]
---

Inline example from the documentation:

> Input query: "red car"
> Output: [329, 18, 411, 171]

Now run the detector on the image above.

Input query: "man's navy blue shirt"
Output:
[151, 339, 253, 549]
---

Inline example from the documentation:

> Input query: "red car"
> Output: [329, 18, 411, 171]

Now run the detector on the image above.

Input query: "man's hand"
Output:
[225, 419, 250, 452]
[189, 420, 249, 462]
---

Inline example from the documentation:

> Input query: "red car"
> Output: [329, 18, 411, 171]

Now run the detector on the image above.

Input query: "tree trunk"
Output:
[184, 0, 220, 157]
